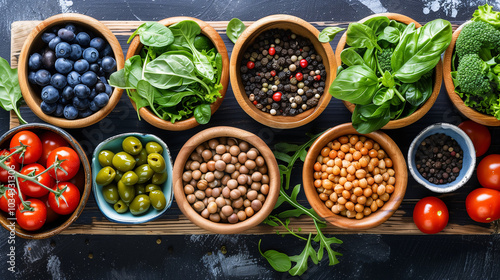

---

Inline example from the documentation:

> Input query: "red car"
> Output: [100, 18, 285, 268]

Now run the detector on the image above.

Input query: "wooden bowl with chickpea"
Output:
[303, 123, 407, 229]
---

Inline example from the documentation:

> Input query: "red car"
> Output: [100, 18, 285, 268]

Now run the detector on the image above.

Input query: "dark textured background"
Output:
[1, 0, 500, 279]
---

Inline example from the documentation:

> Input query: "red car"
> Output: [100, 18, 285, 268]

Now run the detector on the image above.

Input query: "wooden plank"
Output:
[10, 20, 494, 235]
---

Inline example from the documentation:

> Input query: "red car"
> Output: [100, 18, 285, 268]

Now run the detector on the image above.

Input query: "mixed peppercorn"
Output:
[240, 29, 326, 116]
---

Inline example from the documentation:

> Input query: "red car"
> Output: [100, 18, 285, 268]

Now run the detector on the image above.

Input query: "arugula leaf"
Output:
[258, 240, 292, 272]
[318, 27, 345, 43]
[226, 18, 246, 44]
[273, 151, 293, 163]
[0, 57, 26, 124]
[313, 220, 343, 265]
[128, 22, 174, 47]
[289, 233, 318, 276]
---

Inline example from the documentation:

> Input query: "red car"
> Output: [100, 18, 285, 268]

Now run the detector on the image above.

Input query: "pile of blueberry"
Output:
[28, 23, 117, 120]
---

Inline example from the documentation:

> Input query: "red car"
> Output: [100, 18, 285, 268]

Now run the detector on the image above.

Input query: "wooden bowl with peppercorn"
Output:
[230, 14, 336, 129]
[335, 13, 442, 130]
[302, 123, 407, 230]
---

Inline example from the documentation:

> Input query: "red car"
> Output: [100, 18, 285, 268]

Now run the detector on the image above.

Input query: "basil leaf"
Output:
[318, 27, 345, 43]
[402, 75, 433, 107]
[362, 48, 377, 71]
[226, 18, 246, 44]
[193, 103, 211, 124]
[373, 87, 395, 106]
[346, 22, 380, 51]
[144, 53, 199, 89]
[378, 26, 400, 44]
[380, 70, 395, 88]
[258, 240, 291, 273]
[340, 48, 366, 67]
[0, 57, 26, 124]
[390, 19, 408, 33]
[352, 103, 391, 133]
[363, 16, 390, 36]
[329, 65, 379, 105]
[128, 22, 174, 47]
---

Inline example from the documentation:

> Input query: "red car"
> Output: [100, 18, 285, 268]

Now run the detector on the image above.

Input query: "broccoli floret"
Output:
[456, 53, 491, 96]
[377, 48, 393, 73]
[455, 21, 500, 61]
[472, 3, 500, 29]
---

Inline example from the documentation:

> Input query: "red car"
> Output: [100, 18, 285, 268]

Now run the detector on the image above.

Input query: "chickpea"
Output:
[319, 193, 329, 201]
[330, 192, 338, 202]
[245, 207, 255, 217]
[325, 200, 334, 209]
[346, 210, 356, 218]
[331, 205, 341, 214]
[187, 194, 196, 204]
[210, 213, 221, 222]
[386, 185, 395, 194]
[260, 184, 270, 195]
[321, 147, 331, 157]
[380, 193, 390, 202]
[342, 190, 350, 200]
[357, 196, 366, 205]
[355, 212, 364, 220]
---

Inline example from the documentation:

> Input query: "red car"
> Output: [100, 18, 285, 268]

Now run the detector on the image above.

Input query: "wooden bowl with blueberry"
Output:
[230, 14, 336, 129]
[18, 13, 124, 128]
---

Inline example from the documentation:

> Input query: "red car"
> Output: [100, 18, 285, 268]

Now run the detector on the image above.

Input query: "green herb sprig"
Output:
[0, 57, 26, 124]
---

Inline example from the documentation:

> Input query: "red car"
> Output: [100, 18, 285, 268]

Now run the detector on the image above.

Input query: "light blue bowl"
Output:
[408, 123, 476, 193]
[92, 133, 173, 224]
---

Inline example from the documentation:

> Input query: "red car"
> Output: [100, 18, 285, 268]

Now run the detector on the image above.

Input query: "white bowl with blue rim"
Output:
[408, 123, 475, 193]
[92, 133, 173, 224]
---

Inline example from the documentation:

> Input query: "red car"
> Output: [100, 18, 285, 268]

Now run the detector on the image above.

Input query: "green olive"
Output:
[129, 194, 151, 215]
[134, 164, 154, 184]
[134, 149, 148, 166]
[135, 184, 146, 195]
[145, 141, 163, 154]
[98, 150, 115, 167]
[96, 166, 116, 186]
[102, 183, 119, 204]
[114, 200, 129, 213]
[145, 184, 161, 193]
[112, 152, 136, 172]
[149, 190, 167, 210]
[151, 171, 168, 185]
[147, 153, 167, 173]
[114, 170, 124, 183]
[121, 171, 139, 186]
[117, 180, 135, 204]
[122, 136, 143, 156]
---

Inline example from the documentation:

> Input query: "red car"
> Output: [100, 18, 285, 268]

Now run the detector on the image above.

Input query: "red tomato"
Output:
[466, 188, 500, 223]
[49, 182, 80, 215]
[477, 154, 500, 190]
[0, 184, 24, 213]
[39, 194, 60, 223]
[0, 149, 19, 183]
[16, 198, 47, 231]
[39, 131, 68, 167]
[9, 131, 42, 164]
[46, 147, 80, 181]
[19, 163, 54, 197]
[413, 197, 449, 234]
[458, 120, 491, 157]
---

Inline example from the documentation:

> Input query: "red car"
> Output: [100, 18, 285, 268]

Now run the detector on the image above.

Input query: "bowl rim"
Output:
[0, 123, 91, 239]
[91, 132, 174, 224]
[18, 13, 125, 128]
[407, 122, 476, 193]
[335, 13, 442, 130]
[302, 123, 408, 229]
[172, 126, 280, 234]
[125, 16, 230, 131]
[229, 14, 336, 129]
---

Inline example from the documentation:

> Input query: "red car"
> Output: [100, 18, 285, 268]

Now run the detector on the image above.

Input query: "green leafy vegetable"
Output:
[346, 22, 381, 51]
[340, 48, 366, 67]
[0, 57, 26, 124]
[329, 65, 379, 105]
[127, 22, 174, 47]
[289, 234, 318, 276]
[193, 103, 211, 124]
[226, 18, 246, 44]
[258, 240, 291, 272]
[363, 16, 390, 35]
[318, 27, 345, 43]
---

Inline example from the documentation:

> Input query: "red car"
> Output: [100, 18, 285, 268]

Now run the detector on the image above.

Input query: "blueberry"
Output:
[95, 82, 106, 93]
[79, 108, 93, 118]
[55, 42, 71, 58]
[63, 105, 79, 120]
[74, 84, 90, 99]
[99, 76, 108, 84]
[41, 101, 58, 114]
[58, 28, 75, 42]
[75, 32, 91, 47]
[67, 71, 81, 87]
[54, 103, 65, 117]
[72, 96, 89, 110]
[35, 69, 51, 86]
[41, 86, 59, 103]
[89, 88, 97, 100]
[65, 24, 77, 33]
[89, 63, 100, 73]
[59, 96, 70, 105]
[94, 93, 110, 108]
[105, 84, 112, 96]
[101, 56, 116, 73]
[41, 32, 56, 44]
[42, 50, 56, 69]
[28, 53, 43, 70]
[28, 71, 37, 84]
[48, 36, 62, 50]
[83, 47, 99, 63]
[62, 86, 74, 100]
[50, 73, 67, 89]
[74, 59, 89, 73]
[81, 71, 97, 87]
[101, 44, 113, 57]
[69, 44, 82, 60]
[90, 37, 106, 51]
[55, 58, 73, 74]
[89, 100, 99, 112]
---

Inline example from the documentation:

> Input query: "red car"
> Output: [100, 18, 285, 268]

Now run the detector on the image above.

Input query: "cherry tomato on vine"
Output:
[0, 184, 25, 213]
[413, 197, 449, 234]
[16, 198, 47, 231]
[19, 163, 54, 197]
[466, 188, 500, 223]
[39, 194, 60, 223]
[39, 131, 68, 167]
[9, 131, 42, 164]
[0, 149, 19, 183]
[458, 120, 491, 157]
[48, 182, 80, 215]
[477, 154, 500, 191]
[46, 147, 80, 181]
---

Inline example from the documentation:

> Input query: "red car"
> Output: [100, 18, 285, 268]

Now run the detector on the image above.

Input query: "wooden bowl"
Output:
[335, 13, 442, 130]
[126, 17, 229, 131]
[173, 126, 280, 234]
[302, 123, 407, 229]
[18, 13, 124, 128]
[443, 22, 500, 126]
[230, 14, 336, 129]
[0, 123, 91, 239]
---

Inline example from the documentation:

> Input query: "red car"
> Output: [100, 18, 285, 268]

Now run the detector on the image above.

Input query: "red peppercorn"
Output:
[272, 92, 282, 102]
[295, 72, 303, 81]
[247, 61, 255, 69]
[253, 100, 258, 105]
[300, 59, 308, 68]
[314, 74, 321, 81]
[268, 47, 276, 56]
[270, 70, 276, 77]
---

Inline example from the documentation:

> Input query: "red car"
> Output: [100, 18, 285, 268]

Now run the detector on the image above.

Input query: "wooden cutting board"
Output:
[9, 20, 496, 235]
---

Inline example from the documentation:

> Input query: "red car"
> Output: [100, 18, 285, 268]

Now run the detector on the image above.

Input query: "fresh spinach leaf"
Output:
[329, 64, 379, 105]
[193, 103, 211, 124]
[0, 57, 25, 124]
[215, 53, 222, 84]
[258, 240, 291, 272]
[340, 48, 366, 67]
[143, 53, 201, 89]
[124, 55, 143, 88]
[346, 22, 381, 51]
[193, 35, 214, 51]
[128, 22, 174, 47]
[318, 27, 345, 43]
[136, 80, 162, 118]
[154, 89, 197, 107]
[378, 26, 400, 44]
[108, 69, 133, 89]
[226, 18, 246, 44]
[363, 16, 390, 36]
